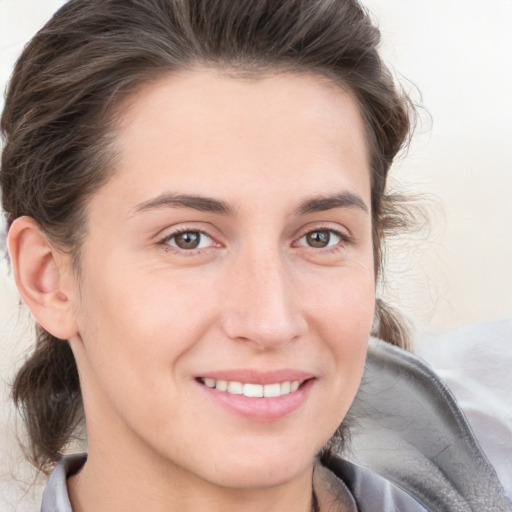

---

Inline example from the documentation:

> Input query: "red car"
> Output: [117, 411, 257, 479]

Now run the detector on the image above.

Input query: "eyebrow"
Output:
[133, 191, 368, 217]
[296, 192, 369, 215]
[133, 193, 236, 216]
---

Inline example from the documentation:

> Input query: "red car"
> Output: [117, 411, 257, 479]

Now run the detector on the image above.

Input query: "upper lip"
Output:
[195, 369, 314, 385]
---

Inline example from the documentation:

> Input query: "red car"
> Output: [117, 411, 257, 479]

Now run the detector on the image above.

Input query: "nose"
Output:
[220, 250, 307, 350]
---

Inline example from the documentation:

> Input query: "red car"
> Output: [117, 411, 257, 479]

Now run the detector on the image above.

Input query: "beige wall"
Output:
[365, 0, 512, 330]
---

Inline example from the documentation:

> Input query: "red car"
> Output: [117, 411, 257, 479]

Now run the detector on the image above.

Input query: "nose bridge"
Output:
[222, 244, 305, 347]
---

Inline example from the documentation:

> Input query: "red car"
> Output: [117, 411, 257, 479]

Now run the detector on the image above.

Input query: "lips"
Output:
[195, 370, 315, 421]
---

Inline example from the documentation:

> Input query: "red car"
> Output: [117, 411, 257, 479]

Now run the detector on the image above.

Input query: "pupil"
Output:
[176, 232, 200, 249]
[307, 231, 329, 248]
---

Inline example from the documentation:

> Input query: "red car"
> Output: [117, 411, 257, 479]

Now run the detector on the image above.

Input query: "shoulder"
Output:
[320, 457, 428, 512]
[342, 336, 511, 512]
[416, 318, 512, 499]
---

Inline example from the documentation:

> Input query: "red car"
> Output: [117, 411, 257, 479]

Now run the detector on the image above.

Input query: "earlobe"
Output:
[7, 216, 79, 340]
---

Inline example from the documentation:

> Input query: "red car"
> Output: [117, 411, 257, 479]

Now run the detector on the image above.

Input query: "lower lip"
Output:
[196, 379, 315, 422]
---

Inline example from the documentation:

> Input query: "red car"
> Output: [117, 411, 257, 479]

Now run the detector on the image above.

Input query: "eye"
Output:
[296, 229, 343, 249]
[163, 230, 214, 250]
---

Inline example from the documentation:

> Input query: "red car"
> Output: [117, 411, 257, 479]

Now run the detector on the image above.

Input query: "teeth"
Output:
[203, 378, 216, 388]
[201, 378, 304, 397]
[281, 381, 291, 394]
[216, 380, 228, 392]
[227, 381, 243, 394]
[263, 383, 281, 397]
[243, 383, 263, 397]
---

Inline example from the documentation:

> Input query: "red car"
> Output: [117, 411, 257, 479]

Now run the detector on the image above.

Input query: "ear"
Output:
[7, 216, 79, 340]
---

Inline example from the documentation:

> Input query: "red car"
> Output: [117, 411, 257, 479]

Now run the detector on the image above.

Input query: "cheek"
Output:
[73, 273, 211, 436]
[304, 267, 374, 389]
[304, 262, 375, 333]
[75, 262, 220, 384]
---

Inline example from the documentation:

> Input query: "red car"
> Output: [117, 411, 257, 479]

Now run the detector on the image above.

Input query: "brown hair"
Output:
[1, 0, 413, 473]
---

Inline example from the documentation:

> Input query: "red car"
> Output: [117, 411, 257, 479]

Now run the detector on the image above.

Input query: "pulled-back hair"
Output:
[1, 0, 413, 473]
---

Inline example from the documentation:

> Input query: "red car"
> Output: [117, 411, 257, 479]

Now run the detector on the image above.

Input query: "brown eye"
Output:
[296, 229, 343, 249]
[175, 232, 200, 249]
[165, 231, 213, 250]
[306, 230, 331, 248]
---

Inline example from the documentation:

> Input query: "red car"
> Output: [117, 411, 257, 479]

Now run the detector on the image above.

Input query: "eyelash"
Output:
[157, 226, 352, 255]
[158, 227, 217, 254]
[294, 227, 352, 253]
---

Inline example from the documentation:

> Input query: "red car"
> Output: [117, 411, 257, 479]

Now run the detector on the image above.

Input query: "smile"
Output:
[198, 378, 303, 398]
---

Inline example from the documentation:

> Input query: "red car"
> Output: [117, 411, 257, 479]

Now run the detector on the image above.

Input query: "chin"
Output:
[213, 460, 311, 490]
[196, 437, 323, 490]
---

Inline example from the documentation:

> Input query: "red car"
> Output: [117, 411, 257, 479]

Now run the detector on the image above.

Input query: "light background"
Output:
[0, 0, 511, 509]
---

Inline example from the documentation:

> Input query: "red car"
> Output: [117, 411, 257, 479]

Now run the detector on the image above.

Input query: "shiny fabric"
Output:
[416, 319, 512, 499]
[40, 339, 510, 511]
[41, 454, 85, 512]
[344, 337, 511, 512]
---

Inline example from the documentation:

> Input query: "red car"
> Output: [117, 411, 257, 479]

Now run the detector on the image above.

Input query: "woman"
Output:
[1, 1, 508, 511]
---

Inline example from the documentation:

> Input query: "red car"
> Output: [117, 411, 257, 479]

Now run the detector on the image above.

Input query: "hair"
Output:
[1, 0, 414, 473]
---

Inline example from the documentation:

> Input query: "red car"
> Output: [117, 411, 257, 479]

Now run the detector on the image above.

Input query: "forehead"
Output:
[99, 69, 371, 214]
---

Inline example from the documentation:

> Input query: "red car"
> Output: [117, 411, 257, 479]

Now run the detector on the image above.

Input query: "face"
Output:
[67, 70, 375, 492]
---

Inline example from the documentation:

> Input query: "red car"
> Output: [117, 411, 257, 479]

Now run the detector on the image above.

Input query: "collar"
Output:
[40, 453, 87, 512]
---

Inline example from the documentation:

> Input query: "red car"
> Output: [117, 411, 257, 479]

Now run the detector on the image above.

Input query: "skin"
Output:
[9, 70, 375, 512]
